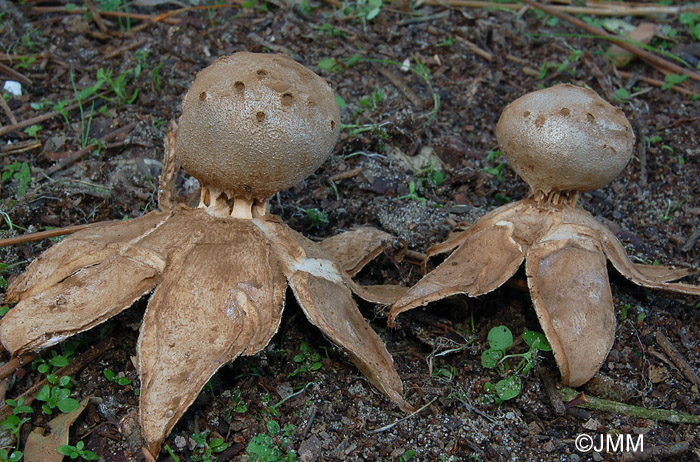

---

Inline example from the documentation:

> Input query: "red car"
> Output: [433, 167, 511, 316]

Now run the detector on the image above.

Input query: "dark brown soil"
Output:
[1, 1, 699, 461]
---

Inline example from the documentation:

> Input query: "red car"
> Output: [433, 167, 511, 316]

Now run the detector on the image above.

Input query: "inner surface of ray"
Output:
[527, 238, 615, 387]
[288, 271, 410, 411]
[0, 254, 160, 355]
[254, 218, 409, 410]
[561, 206, 700, 295]
[319, 227, 399, 276]
[6, 210, 170, 301]
[389, 213, 528, 324]
[138, 218, 286, 457]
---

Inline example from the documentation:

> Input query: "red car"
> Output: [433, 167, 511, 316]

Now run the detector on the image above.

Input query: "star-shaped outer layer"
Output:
[0, 206, 410, 457]
[389, 198, 700, 387]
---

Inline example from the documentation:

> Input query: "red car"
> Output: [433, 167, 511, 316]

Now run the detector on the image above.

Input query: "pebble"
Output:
[174, 435, 187, 450]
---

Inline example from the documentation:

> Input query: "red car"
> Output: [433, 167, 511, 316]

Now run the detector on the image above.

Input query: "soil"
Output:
[1, 1, 699, 461]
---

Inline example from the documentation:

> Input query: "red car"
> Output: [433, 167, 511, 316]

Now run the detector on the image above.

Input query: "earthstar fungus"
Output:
[389, 84, 700, 387]
[0, 52, 408, 458]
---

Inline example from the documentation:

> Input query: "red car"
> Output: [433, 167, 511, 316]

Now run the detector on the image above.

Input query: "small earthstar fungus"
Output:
[389, 84, 700, 387]
[0, 52, 409, 458]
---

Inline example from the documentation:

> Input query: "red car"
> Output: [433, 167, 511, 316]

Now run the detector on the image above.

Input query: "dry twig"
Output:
[559, 387, 700, 424]
[0, 95, 18, 127]
[618, 70, 700, 97]
[622, 441, 691, 462]
[83, 0, 109, 35]
[0, 92, 106, 137]
[454, 35, 493, 62]
[655, 331, 700, 388]
[46, 123, 136, 175]
[0, 222, 111, 248]
[418, 0, 700, 16]
[0, 338, 115, 422]
[104, 38, 148, 60]
[520, 0, 700, 85]
[0, 61, 32, 86]
[0, 353, 38, 382]
[0, 140, 41, 157]
[375, 65, 426, 108]
[32, 6, 182, 25]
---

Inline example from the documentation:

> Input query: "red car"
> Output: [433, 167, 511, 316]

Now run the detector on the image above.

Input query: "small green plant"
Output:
[679, 12, 700, 40]
[661, 198, 687, 221]
[399, 450, 416, 462]
[30, 100, 45, 111]
[341, 0, 383, 22]
[134, 48, 165, 92]
[288, 342, 323, 378]
[0, 261, 29, 292]
[103, 368, 133, 386]
[33, 350, 70, 374]
[70, 70, 99, 148]
[98, 0, 131, 31]
[23, 124, 41, 138]
[191, 430, 228, 462]
[432, 364, 457, 381]
[357, 87, 384, 114]
[14, 56, 36, 71]
[151, 62, 164, 92]
[437, 36, 454, 47]
[36, 375, 80, 414]
[645, 135, 662, 148]
[397, 162, 445, 205]
[2, 162, 31, 197]
[97, 67, 138, 105]
[261, 393, 279, 417]
[0, 449, 23, 462]
[302, 208, 329, 231]
[611, 87, 631, 103]
[317, 57, 342, 73]
[481, 326, 551, 403]
[56, 441, 99, 460]
[620, 303, 631, 320]
[315, 23, 347, 38]
[224, 388, 248, 419]
[1, 396, 33, 462]
[164, 445, 180, 461]
[396, 180, 426, 204]
[416, 162, 444, 188]
[538, 47, 583, 80]
[247, 420, 298, 462]
[482, 150, 506, 183]
[662, 74, 688, 91]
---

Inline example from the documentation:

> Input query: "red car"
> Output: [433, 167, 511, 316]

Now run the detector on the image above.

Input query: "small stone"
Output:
[527, 421, 543, 435]
[298, 435, 321, 462]
[3, 81, 21, 97]
[174, 435, 187, 450]
[276, 383, 294, 399]
[583, 418, 601, 431]
[592, 451, 604, 461]
[648, 364, 668, 384]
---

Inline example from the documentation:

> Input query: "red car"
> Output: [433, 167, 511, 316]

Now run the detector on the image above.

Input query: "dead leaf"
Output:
[24, 397, 91, 462]
[649, 364, 669, 384]
[608, 23, 658, 67]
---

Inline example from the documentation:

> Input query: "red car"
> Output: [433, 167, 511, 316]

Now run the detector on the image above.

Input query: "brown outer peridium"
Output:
[176, 52, 341, 203]
[495, 84, 635, 196]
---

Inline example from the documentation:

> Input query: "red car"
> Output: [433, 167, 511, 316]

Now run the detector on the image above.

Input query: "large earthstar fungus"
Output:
[389, 84, 700, 387]
[0, 52, 410, 457]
